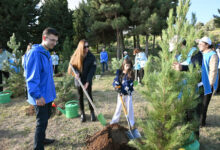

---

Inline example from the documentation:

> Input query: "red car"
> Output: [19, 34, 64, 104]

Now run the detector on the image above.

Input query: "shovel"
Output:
[119, 94, 141, 139]
[69, 64, 107, 126]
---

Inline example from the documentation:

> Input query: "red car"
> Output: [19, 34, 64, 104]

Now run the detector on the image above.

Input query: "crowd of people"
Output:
[1, 26, 220, 149]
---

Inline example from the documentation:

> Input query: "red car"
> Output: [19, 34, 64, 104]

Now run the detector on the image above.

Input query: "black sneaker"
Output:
[44, 138, 55, 145]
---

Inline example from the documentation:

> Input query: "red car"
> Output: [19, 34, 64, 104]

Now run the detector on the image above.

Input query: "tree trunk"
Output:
[137, 35, 140, 49]
[96, 43, 99, 53]
[120, 31, 125, 59]
[145, 34, 149, 57]
[116, 29, 120, 60]
[153, 35, 156, 52]
[133, 34, 137, 48]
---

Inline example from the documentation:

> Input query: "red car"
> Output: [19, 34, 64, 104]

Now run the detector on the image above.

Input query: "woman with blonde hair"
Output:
[68, 39, 97, 122]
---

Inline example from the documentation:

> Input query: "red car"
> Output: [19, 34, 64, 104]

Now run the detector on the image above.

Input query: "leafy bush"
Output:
[96, 60, 102, 75]
[55, 74, 76, 103]
[111, 58, 123, 73]
[58, 60, 69, 73]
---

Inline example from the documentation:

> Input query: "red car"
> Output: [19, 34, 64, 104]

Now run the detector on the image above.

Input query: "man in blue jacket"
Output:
[100, 48, 108, 73]
[23, 27, 58, 150]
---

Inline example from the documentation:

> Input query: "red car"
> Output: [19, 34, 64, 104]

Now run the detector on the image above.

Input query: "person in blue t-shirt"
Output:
[100, 48, 108, 73]
[23, 27, 58, 150]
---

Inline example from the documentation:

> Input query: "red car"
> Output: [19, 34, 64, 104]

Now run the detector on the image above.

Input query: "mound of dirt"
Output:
[86, 124, 136, 150]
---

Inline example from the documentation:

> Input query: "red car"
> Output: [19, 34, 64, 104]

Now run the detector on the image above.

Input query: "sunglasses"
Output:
[84, 45, 89, 48]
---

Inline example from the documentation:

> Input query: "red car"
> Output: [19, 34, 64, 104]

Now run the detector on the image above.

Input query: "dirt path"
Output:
[200, 94, 220, 150]
[0, 74, 220, 150]
[0, 75, 147, 150]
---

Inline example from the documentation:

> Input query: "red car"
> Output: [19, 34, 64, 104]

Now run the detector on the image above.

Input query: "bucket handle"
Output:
[0, 90, 13, 96]
[65, 100, 78, 106]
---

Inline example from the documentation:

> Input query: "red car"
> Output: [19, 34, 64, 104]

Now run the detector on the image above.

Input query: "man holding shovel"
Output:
[24, 27, 58, 150]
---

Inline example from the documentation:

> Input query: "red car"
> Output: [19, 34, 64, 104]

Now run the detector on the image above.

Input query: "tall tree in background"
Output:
[130, 0, 178, 56]
[131, 0, 201, 149]
[88, 0, 132, 59]
[37, 0, 73, 52]
[87, 0, 116, 51]
[214, 9, 220, 27]
[73, 0, 88, 46]
[0, 0, 40, 51]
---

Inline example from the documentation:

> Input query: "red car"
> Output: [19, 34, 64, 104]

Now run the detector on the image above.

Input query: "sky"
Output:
[68, 0, 219, 24]
[187, 0, 219, 23]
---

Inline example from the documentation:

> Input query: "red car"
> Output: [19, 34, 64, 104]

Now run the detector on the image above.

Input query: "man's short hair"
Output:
[42, 27, 58, 37]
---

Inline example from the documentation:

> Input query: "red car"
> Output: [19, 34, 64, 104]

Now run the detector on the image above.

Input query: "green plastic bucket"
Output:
[0, 90, 12, 104]
[180, 132, 200, 150]
[65, 100, 79, 119]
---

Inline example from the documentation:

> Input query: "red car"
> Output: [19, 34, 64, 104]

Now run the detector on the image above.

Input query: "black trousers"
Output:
[185, 92, 203, 138]
[77, 83, 94, 114]
[53, 65, 58, 74]
[136, 68, 144, 83]
[34, 102, 52, 150]
[101, 62, 108, 73]
[200, 92, 212, 126]
[0, 70, 9, 92]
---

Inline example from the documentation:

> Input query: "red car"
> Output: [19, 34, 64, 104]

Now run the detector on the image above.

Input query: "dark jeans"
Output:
[200, 92, 212, 126]
[34, 102, 52, 150]
[53, 65, 58, 74]
[135, 68, 144, 83]
[0, 70, 9, 92]
[101, 62, 108, 73]
[185, 92, 203, 138]
[77, 83, 94, 114]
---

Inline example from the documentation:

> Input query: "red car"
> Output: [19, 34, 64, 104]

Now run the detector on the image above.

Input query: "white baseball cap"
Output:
[123, 51, 127, 54]
[199, 36, 212, 45]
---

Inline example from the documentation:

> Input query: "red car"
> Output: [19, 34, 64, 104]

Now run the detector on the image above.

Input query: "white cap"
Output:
[199, 36, 212, 45]
[123, 51, 127, 54]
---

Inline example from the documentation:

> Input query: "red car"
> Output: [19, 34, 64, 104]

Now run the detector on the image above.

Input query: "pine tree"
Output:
[73, 0, 88, 46]
[130, 0, 201, 149]
[214, 9, 220, 27]
[0, 0, 40, 51]
[61, 36, 74, 61]
[4, 34, 25, 97]
[37, 0, 73, 51]
[88, 0, 133, 59]
[87, 0, 115, 49]
[130, 0, 178, 56]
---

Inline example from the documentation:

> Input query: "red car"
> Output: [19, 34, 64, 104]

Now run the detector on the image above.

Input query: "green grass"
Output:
[1, 74, 220, 149]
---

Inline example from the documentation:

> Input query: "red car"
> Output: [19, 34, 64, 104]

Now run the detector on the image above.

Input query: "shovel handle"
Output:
[119, 95, 128, 116]
[119, 94, 133, 132]
[69, 64, 98, 114]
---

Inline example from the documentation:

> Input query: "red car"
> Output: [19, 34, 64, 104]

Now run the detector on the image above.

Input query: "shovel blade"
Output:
[97, 113, 107, 126]
[126, 128, 141, 139]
